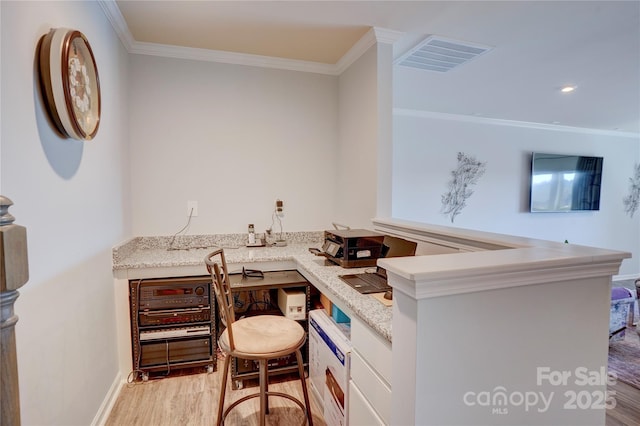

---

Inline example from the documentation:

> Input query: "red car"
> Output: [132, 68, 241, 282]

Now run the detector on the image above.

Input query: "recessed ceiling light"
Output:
[560, 85, 576, 93]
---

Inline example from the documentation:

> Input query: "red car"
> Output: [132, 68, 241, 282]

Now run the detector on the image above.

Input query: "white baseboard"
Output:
[613, 273, 639, 282]
[91, 372, 124, 426]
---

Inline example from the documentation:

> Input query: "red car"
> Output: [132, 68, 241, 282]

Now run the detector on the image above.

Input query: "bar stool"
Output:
[205, 249, 313, 426]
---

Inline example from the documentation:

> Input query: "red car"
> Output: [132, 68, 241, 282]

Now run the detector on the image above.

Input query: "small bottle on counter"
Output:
[248, 224, 256, 245]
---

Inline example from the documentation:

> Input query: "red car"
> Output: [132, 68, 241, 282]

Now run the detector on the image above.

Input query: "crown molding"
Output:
[97, 0, 134, 51]
[335, 27, 404, 75]
[394, 108, 640, 138]
[98, 0, 404, 76]
[373, 27, 406, 45]
[129, 41, 337, 74]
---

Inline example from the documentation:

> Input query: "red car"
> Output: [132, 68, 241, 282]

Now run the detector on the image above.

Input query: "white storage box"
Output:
[309, 309, 352, 426]
[277, 288, 306, 320]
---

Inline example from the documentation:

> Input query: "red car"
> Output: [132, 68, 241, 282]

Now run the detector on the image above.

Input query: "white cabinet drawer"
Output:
[351, 317, 392, 384]
[349, 380, 385, 426]
[350, 350, 391, 424]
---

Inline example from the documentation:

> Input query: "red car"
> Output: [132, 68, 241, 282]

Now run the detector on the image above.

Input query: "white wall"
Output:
[376, 42, 394, 219]
[335, 42, 395, 228]
[1, 1, 130, 424]
[392, 110, 640, 277]
[335, 46, 378, 228]
[128, 54, 339, 236]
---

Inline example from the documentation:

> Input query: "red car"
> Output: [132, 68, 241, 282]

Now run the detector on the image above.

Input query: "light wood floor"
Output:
[105, 362, 326, 426]
[106, 360, 639, 425]
[606, 379, 640, 426]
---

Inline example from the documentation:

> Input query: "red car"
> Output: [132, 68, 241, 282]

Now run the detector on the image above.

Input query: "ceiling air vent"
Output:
[395, 36, 493, 72]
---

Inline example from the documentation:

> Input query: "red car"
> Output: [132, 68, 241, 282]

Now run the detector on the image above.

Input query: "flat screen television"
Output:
[530, 152, 603, 212]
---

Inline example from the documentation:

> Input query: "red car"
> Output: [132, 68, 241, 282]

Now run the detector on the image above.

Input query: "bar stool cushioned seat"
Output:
[218, 315, 305, 356]
[205, 249, 313, 426]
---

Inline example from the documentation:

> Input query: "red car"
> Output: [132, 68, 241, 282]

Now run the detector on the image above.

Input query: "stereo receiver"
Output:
[138, 277, 210, 310]
[139, 325, 210, 341]
[138, 307, 212, 326]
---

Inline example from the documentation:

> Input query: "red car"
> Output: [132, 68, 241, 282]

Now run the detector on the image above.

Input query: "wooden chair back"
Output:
[205, 249, 236, 351]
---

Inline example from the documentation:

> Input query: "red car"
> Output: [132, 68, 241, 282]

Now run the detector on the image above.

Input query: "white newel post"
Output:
[1, 196, 30, 426]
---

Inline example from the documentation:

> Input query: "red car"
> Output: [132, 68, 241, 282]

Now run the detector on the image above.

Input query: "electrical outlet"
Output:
[187, 200, 198, 217]
[276, 199, 284, 217]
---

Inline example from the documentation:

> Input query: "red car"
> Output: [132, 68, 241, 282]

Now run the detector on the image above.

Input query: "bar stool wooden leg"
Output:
[296, 349, 313, 425]
[265, 362, 270, 414]
[217, 354, 231, 426]
[259, 359, 267, 426]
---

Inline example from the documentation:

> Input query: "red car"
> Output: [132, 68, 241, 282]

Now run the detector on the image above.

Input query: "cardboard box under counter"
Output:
[319, 293, 332, 316]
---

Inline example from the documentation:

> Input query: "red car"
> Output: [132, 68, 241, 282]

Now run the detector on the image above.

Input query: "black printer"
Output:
[322, 229, 385, 268]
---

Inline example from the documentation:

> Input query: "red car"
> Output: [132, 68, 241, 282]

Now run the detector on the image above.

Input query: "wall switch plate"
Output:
[187, 200, 198, 217]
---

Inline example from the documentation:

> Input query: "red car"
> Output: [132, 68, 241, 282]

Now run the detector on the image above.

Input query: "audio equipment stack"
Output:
[129, 276, 215, 380]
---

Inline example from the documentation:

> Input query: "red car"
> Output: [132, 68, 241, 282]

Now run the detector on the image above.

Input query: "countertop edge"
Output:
[112, 242, 393, 342]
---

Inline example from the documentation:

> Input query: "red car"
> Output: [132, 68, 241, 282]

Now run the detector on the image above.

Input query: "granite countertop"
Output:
[112, 232, 393, 342]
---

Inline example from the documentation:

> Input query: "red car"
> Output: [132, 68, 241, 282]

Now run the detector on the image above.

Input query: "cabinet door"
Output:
[351, 317, 392, 384]
[348, 381, 385, 426]
[350, 351, 391, 424]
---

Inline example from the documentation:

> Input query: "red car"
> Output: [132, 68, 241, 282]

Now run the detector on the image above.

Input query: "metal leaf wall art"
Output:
[441, 152, 487, 223]
[622, 163, 640, 218]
